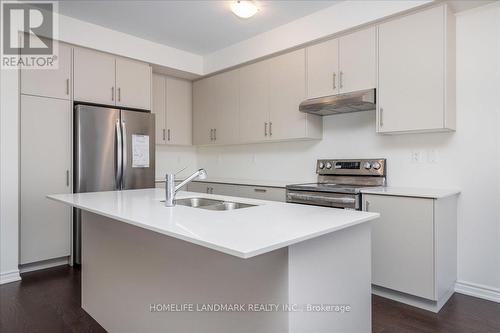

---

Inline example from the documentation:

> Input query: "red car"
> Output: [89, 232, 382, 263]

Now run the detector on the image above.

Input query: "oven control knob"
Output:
[325, 162, 332, 169]
[372, 162, 381, 170]
[363, 162, 372, 170]
[318, 162, 325, 169]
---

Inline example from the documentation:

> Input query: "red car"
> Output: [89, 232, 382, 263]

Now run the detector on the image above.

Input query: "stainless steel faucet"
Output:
[164, 168, 207, 207]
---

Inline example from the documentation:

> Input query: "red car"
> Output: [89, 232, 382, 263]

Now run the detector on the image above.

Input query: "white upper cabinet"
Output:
[339, 27, 377, 93]
[193, 48, 322, 145]
[239, 60, 269, 143]
[213, 69, 240, 145]
[377, 4, 456, 133]
[74, 47, 152, 110]
[306, 38, 339, 99]
[306, 27, 376, 99]
[193, 76, 217, 145]
[153, 74, 192, 145]
[115, 57, 152, 110]
[21, 39, 72, 100]
[152, 74, 166, 144]
[269, 49, 309, 140]
[166, 76, 192, 145]
[74, 47, 116, 105]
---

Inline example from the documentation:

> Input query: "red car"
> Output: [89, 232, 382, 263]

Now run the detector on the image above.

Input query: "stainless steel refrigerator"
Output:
[73, 104, 155, 263]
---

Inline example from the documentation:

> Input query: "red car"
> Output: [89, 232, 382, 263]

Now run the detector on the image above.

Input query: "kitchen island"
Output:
[49, 188, 379, 333]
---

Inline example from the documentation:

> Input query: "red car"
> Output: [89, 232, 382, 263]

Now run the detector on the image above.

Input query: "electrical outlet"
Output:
[427, 149, 438, 163]
[411, 151, 422, 163]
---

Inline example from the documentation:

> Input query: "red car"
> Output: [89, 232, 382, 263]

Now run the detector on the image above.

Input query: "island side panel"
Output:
[81, 211, 289, 333]
[288, 222, 372, 333]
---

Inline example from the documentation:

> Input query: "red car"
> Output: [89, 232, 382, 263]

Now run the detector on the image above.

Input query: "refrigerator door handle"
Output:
[121, 120, 127, 190]
[115, 120, 123, 190]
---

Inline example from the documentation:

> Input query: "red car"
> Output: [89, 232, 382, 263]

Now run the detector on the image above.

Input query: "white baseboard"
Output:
[19, 256, 70, 274]
[455, 280, 500, 303]
[372, 285, 454, 313]
[0, 270, 21, 285]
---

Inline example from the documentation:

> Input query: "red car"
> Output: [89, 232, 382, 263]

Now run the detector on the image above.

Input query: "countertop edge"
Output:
[360, 187, 461, 199]
[47, 194, 379, 259]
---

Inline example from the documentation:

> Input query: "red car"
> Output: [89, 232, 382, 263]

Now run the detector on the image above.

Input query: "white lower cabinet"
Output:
[20, 95, 72, 265]
[187, 182, 285, 202]
[363, 194, 457, 309]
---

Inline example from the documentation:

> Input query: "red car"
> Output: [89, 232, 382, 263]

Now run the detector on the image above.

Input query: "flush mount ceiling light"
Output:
[231, 1, 258, 19]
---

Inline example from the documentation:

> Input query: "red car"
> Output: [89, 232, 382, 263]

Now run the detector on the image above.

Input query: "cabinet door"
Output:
[213, 70, 239, 144]
[152, 74, 166, 144]
[364, 194, 435, 300]
[166, 77, 192, 145]
[20, 95, 71, 264]
[239, 61, 270, 142]
[74, 47, 116, 105]
[193, 77, 216, 145]
[378, 6, 445, 133]
[306, 38, 339, 99]
[269, 49, 307, 140]
[116, 57, 152, 110]
[21, 40, 72, 100]
[339, 27, 376, 93]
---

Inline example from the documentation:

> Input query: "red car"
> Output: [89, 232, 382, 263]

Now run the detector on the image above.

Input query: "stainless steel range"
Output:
[286, 159, 387, 210]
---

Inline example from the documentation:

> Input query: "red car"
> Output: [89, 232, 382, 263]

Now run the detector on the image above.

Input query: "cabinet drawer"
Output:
[238, 186, 285, 202]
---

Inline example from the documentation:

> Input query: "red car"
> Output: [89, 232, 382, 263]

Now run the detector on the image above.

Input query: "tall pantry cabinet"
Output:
[20, 42, 73, 265]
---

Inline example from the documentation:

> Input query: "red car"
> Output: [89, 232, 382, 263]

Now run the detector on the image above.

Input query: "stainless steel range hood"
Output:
[299, 89, 376, 116]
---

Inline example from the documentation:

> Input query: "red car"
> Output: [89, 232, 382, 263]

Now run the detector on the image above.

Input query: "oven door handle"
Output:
[287, 192, 356, 204]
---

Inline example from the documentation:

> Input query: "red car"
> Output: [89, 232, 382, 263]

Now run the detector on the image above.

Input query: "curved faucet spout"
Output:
[165, 169, 208, 207]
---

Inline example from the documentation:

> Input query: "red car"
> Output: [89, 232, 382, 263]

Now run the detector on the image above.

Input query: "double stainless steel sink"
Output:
[168, 197, 256, 211]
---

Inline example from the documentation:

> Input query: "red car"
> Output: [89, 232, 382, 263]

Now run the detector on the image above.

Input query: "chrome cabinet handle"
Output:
[269, 122, 273, 136]
[254, 188, 267, 193]
[167, 129, 171, 141]
[111, 87, 114, 101]
[365, 201, 370, 211]
[264, 122, 268, 136]
[333, 72, 336, 90]
[214, 129, 216, 141]
[66, 170, 70, 187]
[162, 129, 165, 141]
[118, 88, 121, 102]
[379, 108, 384, 127]
[206, 187, 210, 193]
[339, 71, 344, 89]
[66, 78, 70, 95]
[210, 129, 213, 141]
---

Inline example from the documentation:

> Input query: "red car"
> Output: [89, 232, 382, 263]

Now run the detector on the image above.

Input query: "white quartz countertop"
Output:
[361, 187, 460, 199]
[48, 188, 379, 259]
[155, 177, 305, 188]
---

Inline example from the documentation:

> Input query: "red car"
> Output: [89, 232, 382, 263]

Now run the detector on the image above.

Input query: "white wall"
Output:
[195, 3, 500, 294]
[155, 146, 198, 180]
[204, 0, 431, 73]
[0, 69, 21, 284]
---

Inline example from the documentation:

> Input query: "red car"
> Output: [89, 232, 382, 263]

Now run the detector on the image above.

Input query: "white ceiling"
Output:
[56, 0, 342, 55]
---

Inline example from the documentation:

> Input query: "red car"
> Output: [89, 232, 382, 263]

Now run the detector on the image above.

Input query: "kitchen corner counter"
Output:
[48, 188, 378, 259]
[361, 187, 461, 199]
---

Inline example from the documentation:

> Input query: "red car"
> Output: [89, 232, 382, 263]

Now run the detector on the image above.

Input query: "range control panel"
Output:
[316, 159, 386, 176]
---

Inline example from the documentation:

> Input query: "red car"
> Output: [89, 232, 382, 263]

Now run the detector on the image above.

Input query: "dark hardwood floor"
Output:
[1, 265, 499, 333]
